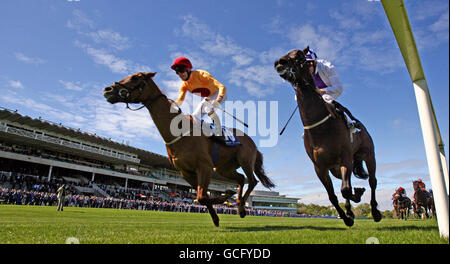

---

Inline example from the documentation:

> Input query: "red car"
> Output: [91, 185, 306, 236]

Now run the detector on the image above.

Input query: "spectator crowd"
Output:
[0, 170, 297, 217]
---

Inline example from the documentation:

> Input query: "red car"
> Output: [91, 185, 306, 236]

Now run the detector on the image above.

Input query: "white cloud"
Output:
[87, 29, 131, 51]
[410, 3, 448, 49]
[176, 15, 279, 98]
[0, 79, 162, 147]
[264, 16, 283, 34]
[284, 18, 402, 73]
[430, 10, 449, 34]
[93, 100, 161, 142]
[68, 10, 130, 51]
[15, 53, 46, 65]
[77, 42, 150, 75]
[67, 9, 95, 31]
[288, 24, 347, 62]
[329, 10, 364, 30]
[8, 80, 24, 89]
[59, 80, 83, 91]
[229, 65, 279, 97]
[85, 45, 128, 73]
[413, 1, 449, 21]
[68, 10, 148, 75]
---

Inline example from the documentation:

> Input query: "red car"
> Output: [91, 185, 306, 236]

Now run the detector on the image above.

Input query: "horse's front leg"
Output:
[340, 162, 353, 200]
[339, 165, 365, 203]
[237, 165, 258, 219]
[345, 199, 355, 219]
[196, 165, 220, 227]
[315, 165, 354, 227]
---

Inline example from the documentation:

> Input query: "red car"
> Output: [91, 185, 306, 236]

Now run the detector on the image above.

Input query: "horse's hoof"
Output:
[344, 217, 354, 227]
[346, 210, 355, 219]
[213, 218, 220, 227]
[372, 209, 382, 222]
[354, 187, 366, 196]
[238, 207, 246, 218]
[341, 187, 352, 200]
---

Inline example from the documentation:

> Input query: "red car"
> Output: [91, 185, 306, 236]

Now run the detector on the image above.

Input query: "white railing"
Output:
[91, 183, 110, 198]
[0, 122, 140, 163]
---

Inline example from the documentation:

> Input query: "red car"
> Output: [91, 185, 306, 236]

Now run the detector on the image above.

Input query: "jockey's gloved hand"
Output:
[203, 101, 215, 116]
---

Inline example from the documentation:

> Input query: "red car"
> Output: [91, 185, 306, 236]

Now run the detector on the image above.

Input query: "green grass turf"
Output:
[0, 205, 447, 244]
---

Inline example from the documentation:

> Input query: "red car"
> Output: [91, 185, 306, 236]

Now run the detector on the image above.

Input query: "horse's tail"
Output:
[353, 159, 369, 180]
[254, 150, 275, 189]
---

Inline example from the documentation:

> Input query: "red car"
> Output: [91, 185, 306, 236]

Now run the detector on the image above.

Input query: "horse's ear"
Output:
[303, 46, 310, 54]
[143, 72, 157, 79]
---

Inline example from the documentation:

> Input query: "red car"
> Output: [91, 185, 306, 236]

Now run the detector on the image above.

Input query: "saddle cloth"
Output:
[209, 123, 241, 146]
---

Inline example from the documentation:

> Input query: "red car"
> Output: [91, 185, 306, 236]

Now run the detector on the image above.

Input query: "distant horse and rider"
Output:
[412, 179, 435, 219]
[103, 71, 275, 227]
[392, 187, 412, 220]
[274, 47, 382, 227]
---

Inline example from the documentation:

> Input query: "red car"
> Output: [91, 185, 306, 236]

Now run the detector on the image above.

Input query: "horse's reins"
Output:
[114, 79, 167, 111]
[113, 78, 191, 145]
[291, 57, 332, 130]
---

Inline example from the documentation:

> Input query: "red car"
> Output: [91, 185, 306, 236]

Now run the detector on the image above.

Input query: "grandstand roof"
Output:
[0, 107, 172, 168]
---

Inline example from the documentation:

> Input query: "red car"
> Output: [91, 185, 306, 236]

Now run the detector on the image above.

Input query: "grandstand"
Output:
[0, 107, 237, 201]
[247, 190, 299, 213]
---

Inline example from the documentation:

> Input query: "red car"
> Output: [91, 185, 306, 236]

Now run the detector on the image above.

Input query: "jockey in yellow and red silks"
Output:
[392, 187, 407, 200]
[416, 179, 426, 191]
[171, 57, 226, 135]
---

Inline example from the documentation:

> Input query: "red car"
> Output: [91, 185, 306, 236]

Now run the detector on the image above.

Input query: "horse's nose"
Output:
[104, 86, 113, 93]
[274, 59, 280, 67]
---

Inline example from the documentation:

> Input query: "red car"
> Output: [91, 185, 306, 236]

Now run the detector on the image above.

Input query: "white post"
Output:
[439, 151, 449, 196]
[413, 79, 449, 239]
[91, 172, 95, 182]
[47, 165, 53, 182]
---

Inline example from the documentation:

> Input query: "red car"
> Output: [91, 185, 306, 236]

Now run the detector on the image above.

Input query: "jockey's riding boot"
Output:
[333, 102, 360, 133]
[324, 102, 337, 119]
[197, 118, 214, 137]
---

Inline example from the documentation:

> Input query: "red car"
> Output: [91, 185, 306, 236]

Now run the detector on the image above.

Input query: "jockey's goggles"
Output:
[306, 61, 315, 67]
[173, 65, 187, 74]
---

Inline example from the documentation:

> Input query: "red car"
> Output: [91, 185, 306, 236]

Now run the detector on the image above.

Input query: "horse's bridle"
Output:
[283, 53, 333, 130]
[112, 78, 167, 111]
[291, 55, 315, 89]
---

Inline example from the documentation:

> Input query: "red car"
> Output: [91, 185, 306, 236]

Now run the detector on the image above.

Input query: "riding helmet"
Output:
[171, 57, 193, 70]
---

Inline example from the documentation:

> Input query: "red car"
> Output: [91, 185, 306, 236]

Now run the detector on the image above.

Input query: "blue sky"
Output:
[0, 0, 448, 211]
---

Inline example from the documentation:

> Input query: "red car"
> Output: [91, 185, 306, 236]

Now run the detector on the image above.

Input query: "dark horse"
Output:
[274, 48, 382, 226]
[103, 72, 275, 227]
[412, 180, 435, 219]
[392, 191, 412, 220]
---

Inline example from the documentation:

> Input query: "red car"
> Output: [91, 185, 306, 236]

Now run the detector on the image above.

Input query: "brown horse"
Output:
[412, 180, 435, 219]
[274, 48, 382, 227]
[392, 194, 412, 220]
[103, 72, 275, 227]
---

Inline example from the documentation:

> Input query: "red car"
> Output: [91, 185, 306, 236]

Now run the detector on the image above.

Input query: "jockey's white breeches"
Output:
[192, 91, 226, 121]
